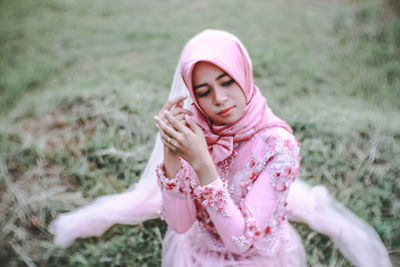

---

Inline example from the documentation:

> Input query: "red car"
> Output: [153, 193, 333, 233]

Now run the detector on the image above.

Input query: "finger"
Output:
[164, 96, 187, 112]
[174, 114, 187, 123]
[185, 115, 202, 134]
[162, 136, 178, 152]
[170, 107, 192, 117]
[157, 125, 180, 147]
[154, 114, 169, 128]
[164, 110, 189, 134]
[158, 97, 188, 118]
[176, 98, 184, 108]
[157, 112, 176, 130]
[158, 131, 179, 153]
[155, 115, 182, 140]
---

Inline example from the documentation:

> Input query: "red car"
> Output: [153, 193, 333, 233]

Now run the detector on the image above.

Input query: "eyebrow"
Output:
[216, 72, 228, 80]
[193, 72, 229, 91]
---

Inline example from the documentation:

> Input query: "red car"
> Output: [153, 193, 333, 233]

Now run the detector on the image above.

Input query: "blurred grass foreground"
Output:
[1, 0, 399, 266]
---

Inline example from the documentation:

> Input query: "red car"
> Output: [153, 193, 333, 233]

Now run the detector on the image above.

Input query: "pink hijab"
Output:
[180, 29, 292, 162]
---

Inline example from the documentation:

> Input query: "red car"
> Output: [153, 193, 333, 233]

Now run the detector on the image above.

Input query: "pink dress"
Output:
[157, 127, 307, 267]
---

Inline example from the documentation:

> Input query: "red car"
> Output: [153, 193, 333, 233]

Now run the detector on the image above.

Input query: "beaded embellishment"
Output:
[193, 178, 230, 217]
[157, 129, 301, 257]
[231, 133, 301, 255]
[156, 163, 189, 196]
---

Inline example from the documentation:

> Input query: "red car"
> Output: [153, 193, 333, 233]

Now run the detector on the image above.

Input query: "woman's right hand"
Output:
[156, 96, 192, 147]
[154, 96, 192, 178]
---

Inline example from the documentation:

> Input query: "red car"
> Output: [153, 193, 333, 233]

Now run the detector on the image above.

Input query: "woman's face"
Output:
[192, 61, 246, 125]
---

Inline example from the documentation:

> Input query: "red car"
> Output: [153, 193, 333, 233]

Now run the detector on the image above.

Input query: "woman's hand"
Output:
[155, 96, 192, 178]
[157, 96, 192, 126]
[155, 111, 218, 185]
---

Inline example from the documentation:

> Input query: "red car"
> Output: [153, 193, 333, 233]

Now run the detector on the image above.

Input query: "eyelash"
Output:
[198, 90, 210, 97]
[221, 79, 235, 87]
[196, 79, 235, 98]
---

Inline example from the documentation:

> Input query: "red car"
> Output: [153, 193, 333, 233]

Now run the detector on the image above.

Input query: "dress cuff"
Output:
[193, 177, 230, 217]
[156, 162, 187, 195]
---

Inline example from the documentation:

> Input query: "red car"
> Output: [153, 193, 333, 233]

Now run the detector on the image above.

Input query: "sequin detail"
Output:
[268, 137, 300, 194]
[231, 134, 301, 255]
[216, 142, 240, 179]
[156, 162, 188, 196]
[193, 178, 230, 217]
[158, 129, 302, 257]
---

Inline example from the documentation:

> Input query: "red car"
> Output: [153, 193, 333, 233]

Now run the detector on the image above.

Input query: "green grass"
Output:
[0, 0, 399, 266]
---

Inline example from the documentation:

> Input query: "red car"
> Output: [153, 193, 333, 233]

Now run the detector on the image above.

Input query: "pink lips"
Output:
[218, 106, 235, 117]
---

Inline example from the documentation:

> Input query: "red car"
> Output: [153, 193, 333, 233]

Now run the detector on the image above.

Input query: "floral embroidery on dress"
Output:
[230, 133, 301, 255]
[216, 142, 241, 179]
[268, 137, 300, 194]
[156, 162, 189, 196]
[230, 194, 267, 253]
[193, 178, 230, 217]
[159, 128, 301, 256]
[237, 135, 277, 193]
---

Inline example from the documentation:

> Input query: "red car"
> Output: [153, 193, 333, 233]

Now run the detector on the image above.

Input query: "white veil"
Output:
[49, 55, 190, 247]
[50, 32, 391, 267]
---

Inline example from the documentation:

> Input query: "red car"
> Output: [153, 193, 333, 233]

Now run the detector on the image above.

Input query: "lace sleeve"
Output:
[193, 177, 231, 217]
[231, 133, 301, 255]
[195, 129, 301, 255]
[156, 159, 191, 197]
[156, 159, 197, 233]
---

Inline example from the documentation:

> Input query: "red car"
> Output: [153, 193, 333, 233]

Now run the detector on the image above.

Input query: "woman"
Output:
[51, 29, 391, 267]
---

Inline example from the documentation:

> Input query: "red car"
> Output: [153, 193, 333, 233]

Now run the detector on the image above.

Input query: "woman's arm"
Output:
[154, 97, 198, 233]
[157, 161, 197, 233]
[155, 96, 191, 179]
[193, 131, 300, 254]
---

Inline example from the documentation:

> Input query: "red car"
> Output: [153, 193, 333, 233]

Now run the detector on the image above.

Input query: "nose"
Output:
[213, 87, 228, 105]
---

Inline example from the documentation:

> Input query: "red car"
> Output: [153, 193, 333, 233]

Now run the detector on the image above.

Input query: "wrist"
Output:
[191, 153, 213, 172]
[164, 148, 179, 161]
[164, 148, 181, 179]
[192, 155, 218, 186]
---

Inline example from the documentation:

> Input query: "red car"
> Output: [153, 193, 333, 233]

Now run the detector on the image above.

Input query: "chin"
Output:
[215, 116, 240, 125]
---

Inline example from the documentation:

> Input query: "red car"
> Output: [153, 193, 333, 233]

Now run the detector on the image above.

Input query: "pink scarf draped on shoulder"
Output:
[180, 29, 292, 163]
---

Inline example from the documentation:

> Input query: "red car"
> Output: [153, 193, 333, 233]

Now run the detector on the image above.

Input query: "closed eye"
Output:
[221, 79, 235, 87]
[197, 89, 211, 97]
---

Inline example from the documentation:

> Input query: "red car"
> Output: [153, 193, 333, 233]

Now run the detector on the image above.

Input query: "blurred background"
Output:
[0, 0, 399, 266]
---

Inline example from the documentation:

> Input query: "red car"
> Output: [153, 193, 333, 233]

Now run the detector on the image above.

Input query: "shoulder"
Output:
[239, 127, 301, 192]
[250, 127, 300, 159]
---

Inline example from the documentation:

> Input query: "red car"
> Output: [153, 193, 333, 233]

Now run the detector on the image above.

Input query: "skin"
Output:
[192, 62, 246, 125]
[154, 62, 246, 185]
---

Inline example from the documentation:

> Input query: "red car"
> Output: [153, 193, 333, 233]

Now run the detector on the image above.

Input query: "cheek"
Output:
[240, 95, 247, 108]
[234, 86, 247, 108]
[197, 98, 213, 116]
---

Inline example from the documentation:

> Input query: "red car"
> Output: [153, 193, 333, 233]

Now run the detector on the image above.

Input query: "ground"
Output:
[0, 0, 399, 266]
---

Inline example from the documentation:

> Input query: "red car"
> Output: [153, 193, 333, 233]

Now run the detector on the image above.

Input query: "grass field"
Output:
[1, 0, 399, 266]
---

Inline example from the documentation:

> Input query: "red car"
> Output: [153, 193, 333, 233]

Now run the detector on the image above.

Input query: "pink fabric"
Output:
[180, 29, 292, 162]
[162, 222, 305, 267]
[158, 127, 306, 266]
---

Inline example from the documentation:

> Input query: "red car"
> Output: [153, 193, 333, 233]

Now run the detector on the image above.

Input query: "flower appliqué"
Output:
[193, 178, 230, 217]
[156, 163, 189, 196]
